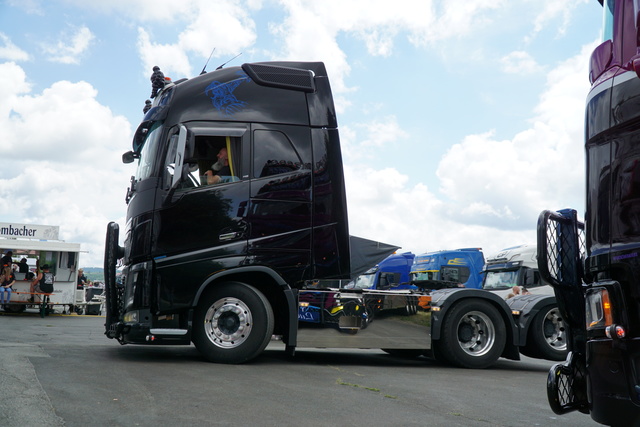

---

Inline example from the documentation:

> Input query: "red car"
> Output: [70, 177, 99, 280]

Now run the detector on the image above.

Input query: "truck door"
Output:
[153, 125, 250, 311]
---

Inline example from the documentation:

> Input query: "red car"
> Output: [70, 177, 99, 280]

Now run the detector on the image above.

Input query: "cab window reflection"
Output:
[253, 130, 304, 178]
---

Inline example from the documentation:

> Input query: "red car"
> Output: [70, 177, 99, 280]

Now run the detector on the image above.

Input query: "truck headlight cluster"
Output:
[585, 287, 613, 330]
[123, 310, 139, 323]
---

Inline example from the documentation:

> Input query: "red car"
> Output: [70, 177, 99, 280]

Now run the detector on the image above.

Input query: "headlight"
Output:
[585, 287, 613, 330]
[123, 310, 139, 323]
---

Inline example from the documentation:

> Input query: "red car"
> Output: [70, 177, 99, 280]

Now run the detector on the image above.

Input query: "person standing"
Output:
[77, 269, 88, 289]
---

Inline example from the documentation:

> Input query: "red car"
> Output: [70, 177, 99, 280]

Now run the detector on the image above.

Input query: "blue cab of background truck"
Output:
[350, 249, 484, 290]
[347, 252, 415, 290]
[410, 248, 484, 289]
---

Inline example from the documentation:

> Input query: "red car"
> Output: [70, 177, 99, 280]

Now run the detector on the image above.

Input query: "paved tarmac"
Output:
[0, 309, 598, 426]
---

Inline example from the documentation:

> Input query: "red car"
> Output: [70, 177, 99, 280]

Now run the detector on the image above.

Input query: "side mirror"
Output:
[378, 273, 393, 290]
[122, 151, 137, 164]
[170, 125, 188, 189]
[165, 125, 189, 204]
[524, 269, 535, 286]
[589, 40, 613, 84]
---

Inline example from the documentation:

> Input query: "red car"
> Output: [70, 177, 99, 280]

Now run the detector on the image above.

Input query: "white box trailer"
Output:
[1, 223, 81, 314]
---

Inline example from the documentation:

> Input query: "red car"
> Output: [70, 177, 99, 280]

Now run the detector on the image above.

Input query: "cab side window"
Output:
[192, 135, 241, 186]
[253, 130, 304, 178]
[442, 266, 470, 284]
[163, 133, 242, 191]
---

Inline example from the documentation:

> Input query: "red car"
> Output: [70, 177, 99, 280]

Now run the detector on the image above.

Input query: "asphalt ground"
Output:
[0, 309, 599, 427]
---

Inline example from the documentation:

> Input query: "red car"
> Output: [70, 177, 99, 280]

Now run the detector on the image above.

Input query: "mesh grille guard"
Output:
[242, 63, 316, 93]
[537, 209, 585, 288]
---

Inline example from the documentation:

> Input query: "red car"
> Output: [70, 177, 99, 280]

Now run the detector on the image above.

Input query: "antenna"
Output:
[200, 47, 216, 75]
[216, 52, 242, 70]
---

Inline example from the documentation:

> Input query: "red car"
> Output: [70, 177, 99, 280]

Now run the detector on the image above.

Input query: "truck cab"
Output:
[482, 245, 550, 298]
[346, 252, 415, 290]
[410, 248, 485, 289]
[105, 62, 352, 360]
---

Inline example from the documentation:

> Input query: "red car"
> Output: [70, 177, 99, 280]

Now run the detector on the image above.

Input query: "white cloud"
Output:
[41, 25, 95, 64]
[343, 41, 593, 257]
[176, 2, 256, 58]
[344, 162, 535, 256]
[271, 0, 504, 95]
[135, 1, 257, 79]
[501, 50, 544, 74]
[137, 28, 193, 79]
[339, 116, 409, 165]
[0, 61, 132, 266]
[435, 43, 591, 228]
[62, 0, 193, 22]
[529, 0, 589, 39]
[360, 116, 408, 148]
[0, 62, 31, 116]
[6, 0, 44, 15]
[0, 33, 29, 61]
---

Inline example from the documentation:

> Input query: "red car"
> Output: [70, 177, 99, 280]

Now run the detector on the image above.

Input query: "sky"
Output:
[0, 0, 602, 268]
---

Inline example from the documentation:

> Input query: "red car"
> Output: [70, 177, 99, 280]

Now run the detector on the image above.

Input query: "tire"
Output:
[434, 299, 506, 369]
[192, 281, 274, 364]
[405, 297, 418, 315]
[525, 306, 567, 361]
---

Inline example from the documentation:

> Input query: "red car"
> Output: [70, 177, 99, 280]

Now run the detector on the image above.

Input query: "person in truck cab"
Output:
[204, 147, 231, 185]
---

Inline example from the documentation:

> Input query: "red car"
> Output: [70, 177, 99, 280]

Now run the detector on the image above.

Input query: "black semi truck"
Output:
[538, 0, 640, 424]
[104, 61, 564, 368]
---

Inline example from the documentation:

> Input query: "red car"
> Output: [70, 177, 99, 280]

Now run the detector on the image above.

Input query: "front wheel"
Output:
[433, 299, 506, 369]
[192, 281, 274, 364]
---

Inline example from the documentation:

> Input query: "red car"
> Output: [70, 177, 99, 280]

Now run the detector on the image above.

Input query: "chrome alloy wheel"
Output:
[456, 310, 496, 357]
[542, 307, 567, 351]
[204, 297, 253, 349]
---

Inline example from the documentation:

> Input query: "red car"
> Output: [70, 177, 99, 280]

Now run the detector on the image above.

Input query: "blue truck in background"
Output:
[346, 252, 415, 290]
[343, 245, 566, 362]
[410, 248, 485, 289]
[346, 248, 485, 290]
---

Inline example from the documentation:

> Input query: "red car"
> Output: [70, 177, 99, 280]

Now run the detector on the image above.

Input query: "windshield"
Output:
[483, 270, 519, 290]
[135, 122, 164, 181]
[351, 273, 375, 289]
[602, 0, 614, 42]
[411, 271, 438, 281]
